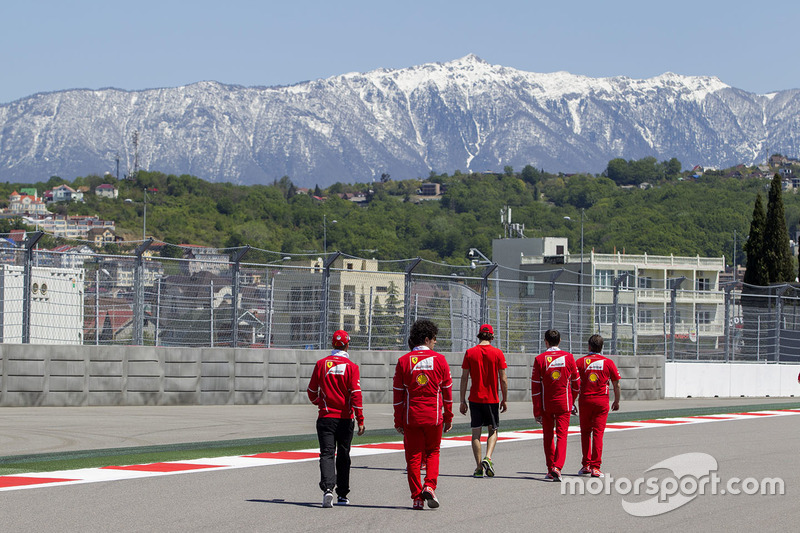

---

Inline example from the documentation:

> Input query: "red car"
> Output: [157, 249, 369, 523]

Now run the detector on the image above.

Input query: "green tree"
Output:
[743, 194, 768, 286]
[764, 174, 794, 283]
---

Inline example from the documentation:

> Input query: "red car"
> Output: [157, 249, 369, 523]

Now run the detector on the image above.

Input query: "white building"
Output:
[0, 265, 85, 344]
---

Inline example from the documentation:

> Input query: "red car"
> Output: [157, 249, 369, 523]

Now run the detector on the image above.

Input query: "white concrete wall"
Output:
[665, 362, 800, 398]
[0, 344, 663, 406]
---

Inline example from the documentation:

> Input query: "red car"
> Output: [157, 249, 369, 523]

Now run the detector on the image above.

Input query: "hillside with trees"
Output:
[5, 157, 800, 270]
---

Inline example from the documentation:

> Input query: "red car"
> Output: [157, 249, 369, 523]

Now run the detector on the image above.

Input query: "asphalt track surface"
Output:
[3, 412, 798, 532]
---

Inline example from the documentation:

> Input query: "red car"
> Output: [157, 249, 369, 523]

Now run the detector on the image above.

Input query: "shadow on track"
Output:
[248, 498, 409, 510]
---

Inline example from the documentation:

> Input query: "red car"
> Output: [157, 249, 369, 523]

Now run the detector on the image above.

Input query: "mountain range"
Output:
[1, 54, 799, 188]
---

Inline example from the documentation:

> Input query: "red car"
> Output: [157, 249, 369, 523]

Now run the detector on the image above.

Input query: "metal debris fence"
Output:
[3, 234, 800, 362]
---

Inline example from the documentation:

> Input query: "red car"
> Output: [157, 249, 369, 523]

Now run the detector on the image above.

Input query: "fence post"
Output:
[481, 264, 498, 326]
[319, 252, 341, 349]
[549, 269, 565, 330]
[210, 280, 215, 347]
[668, 276, 686, 361]
[230, 246, 250, 348]
[155, 277, 162, 346]
[611, 273, 630, 354]
[404, 258, 422, 341]
[775, 285, 790, 362]
[95, 268, 100, 345]
[133, 238, 153, 346]
[723, 284, 734, 362]
[21, 231, 43, 344]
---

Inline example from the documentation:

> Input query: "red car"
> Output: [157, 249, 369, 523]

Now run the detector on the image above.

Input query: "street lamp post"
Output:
[142, 188, 148, 241]
[323, 214, 337, 256]
[564, 210, 585, 337]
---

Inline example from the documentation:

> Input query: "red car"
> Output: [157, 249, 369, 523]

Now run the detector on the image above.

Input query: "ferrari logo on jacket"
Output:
[412, 357, 434, 372]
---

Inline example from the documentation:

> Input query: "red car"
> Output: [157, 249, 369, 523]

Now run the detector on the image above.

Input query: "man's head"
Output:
[588, 334, 604, 354]
[409, 319, 438, 348]
[332, 329, 350, 350]
[478, 323, 494, 342]
[544, 329, 561, 348]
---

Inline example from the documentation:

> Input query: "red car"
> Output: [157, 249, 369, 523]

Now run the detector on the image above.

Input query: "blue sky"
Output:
[2, 0, 798, 104]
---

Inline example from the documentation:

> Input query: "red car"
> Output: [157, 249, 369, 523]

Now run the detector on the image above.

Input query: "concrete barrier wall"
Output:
[665, 362, 800, 398]
[0, 344, 663, 407]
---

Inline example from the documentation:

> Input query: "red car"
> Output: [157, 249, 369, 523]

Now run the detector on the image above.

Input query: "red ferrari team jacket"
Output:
[576, 353, 621, 402]
[531, 347, 580, 418]
[393, 346, 454, 428]
[307, 350, 365, 425]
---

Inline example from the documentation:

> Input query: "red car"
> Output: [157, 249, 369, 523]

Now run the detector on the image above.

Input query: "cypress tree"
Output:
[744, 193, 768, 286]
[764, 173, 794, 283]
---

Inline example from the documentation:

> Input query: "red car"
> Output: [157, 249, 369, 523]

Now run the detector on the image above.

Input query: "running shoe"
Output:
[578, 466, 592, 476]
[481, 457, 495, 477]
[551, 467, 562, 482]
[322, 490, 334, 508]
[473, 466, 484, 478]
[336, 496, 350, 505]
[413, 498, 424, 510]
[591, 467, 604, 478]
[421, 486, 440, 508]
[544, 472, 554, 481]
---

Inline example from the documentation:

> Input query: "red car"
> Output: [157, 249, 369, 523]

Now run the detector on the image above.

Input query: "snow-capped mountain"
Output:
[1, 55, 797, 187]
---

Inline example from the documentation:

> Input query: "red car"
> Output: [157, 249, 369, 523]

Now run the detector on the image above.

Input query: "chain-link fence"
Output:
[4, 233, 800, 362]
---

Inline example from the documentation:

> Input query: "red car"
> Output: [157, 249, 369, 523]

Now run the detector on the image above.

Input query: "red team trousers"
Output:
[403, 423, 443, 498]
[540, 410, 571, 470]
[579, 398, 609, 469]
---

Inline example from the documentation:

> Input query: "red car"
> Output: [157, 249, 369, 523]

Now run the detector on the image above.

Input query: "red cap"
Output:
[479, 324, 494, 335]
[332, 330, 350, 348]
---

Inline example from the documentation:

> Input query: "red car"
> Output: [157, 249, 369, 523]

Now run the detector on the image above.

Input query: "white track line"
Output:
[1, 409, 798, 492]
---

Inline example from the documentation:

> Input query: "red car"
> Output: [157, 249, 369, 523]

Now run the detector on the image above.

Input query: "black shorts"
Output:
[469, 401, 500, 429]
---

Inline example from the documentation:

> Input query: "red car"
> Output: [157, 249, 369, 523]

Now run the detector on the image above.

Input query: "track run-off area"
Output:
[2, 408, 798, 532]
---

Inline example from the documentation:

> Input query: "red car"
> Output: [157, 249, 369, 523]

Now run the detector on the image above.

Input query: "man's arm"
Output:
[459, 369, 469, 415]
[307, 363, 320, 405]
[392, 360, 406, 433]
[350, 364, 365, 434]
[531, 359, 543, 421]
[611, 378, 620, 411]
[499, 368, 508, 413]
[441, 358, 454, 433]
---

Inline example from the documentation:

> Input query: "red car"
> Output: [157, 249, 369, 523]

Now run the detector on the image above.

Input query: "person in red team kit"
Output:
[531, 329, 579, 482]
[394, 319, 454, 510]
[459, 324, 508, 478]
[575, 334, 620, 478]
[307, 330, 365, 508]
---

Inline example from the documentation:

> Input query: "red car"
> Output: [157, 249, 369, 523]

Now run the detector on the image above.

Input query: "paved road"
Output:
[2, 397, 799, 457]
[2, 411, 797, 532]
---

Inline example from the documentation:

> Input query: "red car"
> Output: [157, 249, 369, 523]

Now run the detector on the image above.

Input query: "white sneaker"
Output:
[322, 491, 334, 508]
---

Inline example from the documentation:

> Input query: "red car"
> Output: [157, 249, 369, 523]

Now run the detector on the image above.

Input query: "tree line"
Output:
[3, 158, 800, 271]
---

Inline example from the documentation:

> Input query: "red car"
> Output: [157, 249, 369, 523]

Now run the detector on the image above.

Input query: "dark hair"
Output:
[477, 331, 494, 342]
[588, 334, 604, 353]
[409, 319, 438, 348]
[544, 329, 560, 347]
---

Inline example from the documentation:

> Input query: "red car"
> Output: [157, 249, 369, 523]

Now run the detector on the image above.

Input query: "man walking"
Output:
[531, 329, 579, 482]
[307, 330, 365, 508]
[576, 334, 620, 478]
[394, 319, 454, 510]
[459, 324, 508, 478]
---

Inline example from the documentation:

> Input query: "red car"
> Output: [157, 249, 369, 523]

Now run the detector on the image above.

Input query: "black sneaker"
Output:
[322, 490, 334, 508]
[336, 496, 350, 505]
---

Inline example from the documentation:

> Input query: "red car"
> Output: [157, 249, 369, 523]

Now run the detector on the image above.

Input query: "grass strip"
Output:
[1, 402, 798, 476]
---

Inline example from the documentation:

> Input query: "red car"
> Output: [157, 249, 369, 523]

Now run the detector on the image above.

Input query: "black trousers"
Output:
[316, 417, 355, 496]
